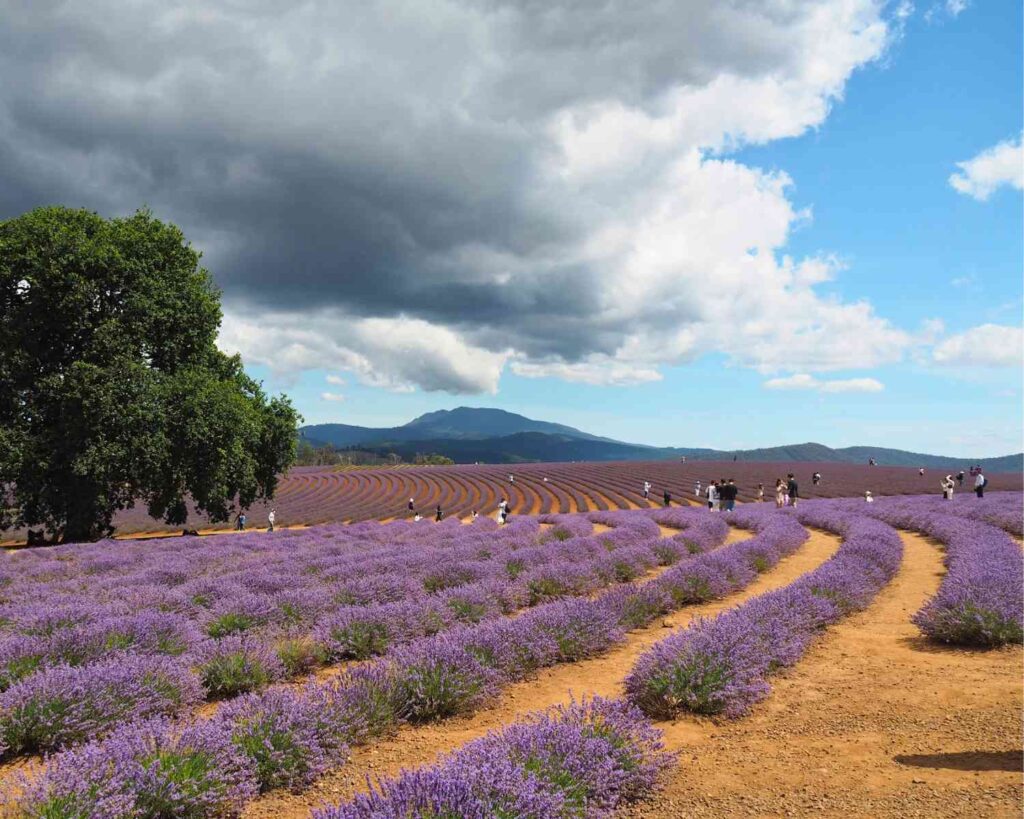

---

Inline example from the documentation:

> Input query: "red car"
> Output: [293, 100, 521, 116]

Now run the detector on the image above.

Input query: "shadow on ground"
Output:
[895, 751, 1023, 772]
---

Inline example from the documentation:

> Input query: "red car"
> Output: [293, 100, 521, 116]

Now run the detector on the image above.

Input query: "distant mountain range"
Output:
[300, 407, 1023, 473]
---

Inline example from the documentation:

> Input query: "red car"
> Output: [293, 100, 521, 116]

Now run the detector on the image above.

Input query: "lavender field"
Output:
[1, 493, 1020, 817]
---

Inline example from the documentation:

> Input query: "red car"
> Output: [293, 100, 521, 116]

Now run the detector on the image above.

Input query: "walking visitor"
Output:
[974, 470, 987, 498]
[775, 478, 785, 508]
[643, 480, 651, 500]
[787, 474, 799, 507]
[267, 509, 275, 532]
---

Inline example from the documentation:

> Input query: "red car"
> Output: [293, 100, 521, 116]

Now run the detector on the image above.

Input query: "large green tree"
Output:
[0, 206, 299, 543]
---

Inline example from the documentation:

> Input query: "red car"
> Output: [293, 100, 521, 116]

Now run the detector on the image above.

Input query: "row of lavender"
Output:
[10, 508, 807, 813]
[853, 492, 1022, 646]
[261, 494, 1022, 817]
[0, 512, 725, 757]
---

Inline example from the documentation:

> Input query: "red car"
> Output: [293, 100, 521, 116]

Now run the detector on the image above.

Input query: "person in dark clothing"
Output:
[786, 474, 799, 507]
[956, 470, 965, 487]
[663, 490, 671, 507]
[435, 505, 443, 522]
[721, 479, 738, 511]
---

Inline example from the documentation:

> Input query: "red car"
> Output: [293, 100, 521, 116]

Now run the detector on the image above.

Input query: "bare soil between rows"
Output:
[245, 527, 1022, 819]
[243, 526, 840, 818]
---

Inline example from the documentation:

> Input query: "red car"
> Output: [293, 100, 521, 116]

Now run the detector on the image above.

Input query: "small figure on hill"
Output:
[680, 456, 686, 463]
[663, 489, 671, 507]
[864, 490, 874, 503]
[956, 470, 965, 487]
[812, 472, 821, 486]
[408, 498, 415, 515]
[775, 478, 785, 508]
[918, 467, 925, 477]
[643, 480, 651, 500]
[268, 510, 275, 532]
[941, 475, 955, 500]
[435, 504, 443, 522]
[694, 480, 702, 496]
[543, 477, 549, 482]
[786, 473, 799, 507]
[974, 470, 987, 498]
[732, 455, 738, 462]
[508, 474, 514, 483]
[756, 483, 764, 502]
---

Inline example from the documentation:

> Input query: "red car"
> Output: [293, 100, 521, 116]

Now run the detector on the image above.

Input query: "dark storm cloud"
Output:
[0, 0, 899, 391]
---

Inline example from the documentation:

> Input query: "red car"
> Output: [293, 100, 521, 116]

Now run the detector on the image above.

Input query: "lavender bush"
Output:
[0, 654, 203, 756]
[314, 697, 674, 819]
[626, 510, 903, 718]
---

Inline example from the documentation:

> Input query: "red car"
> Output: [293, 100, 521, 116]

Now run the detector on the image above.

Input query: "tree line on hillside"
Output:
[295, 439, 454, 467]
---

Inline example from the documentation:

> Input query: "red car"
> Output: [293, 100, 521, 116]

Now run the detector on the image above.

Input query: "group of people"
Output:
[233, 509, 275, 532]
[941, 469, 987, 500]
[704, 479, 739, 511]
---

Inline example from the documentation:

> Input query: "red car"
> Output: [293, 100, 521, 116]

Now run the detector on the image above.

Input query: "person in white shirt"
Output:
[864, 490, 874, 503]
[974, 470, 987, 498]
[643, 481, 651, 500]
[941, 475, 955, 500]
[707, 482, 719, 511]
[268, 510, 276, 532]
[694, 480, 702, 496]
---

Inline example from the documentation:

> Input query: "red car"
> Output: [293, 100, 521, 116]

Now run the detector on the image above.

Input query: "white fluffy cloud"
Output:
[320, 392, 345, 402]
[932, 324, 1024, 368]
[219, 310, 509, 395]
[1, 0, 908, 392]
[949, 135, 1024, 201]
[763, 374, 885, 393]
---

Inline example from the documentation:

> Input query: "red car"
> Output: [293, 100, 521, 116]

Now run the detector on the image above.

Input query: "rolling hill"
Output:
[299, 407, 1022, 473]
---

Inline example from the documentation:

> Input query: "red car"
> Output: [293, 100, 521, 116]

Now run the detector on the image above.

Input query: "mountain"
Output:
[300, 407, 620, 448]
[299, 408, 1022, 473]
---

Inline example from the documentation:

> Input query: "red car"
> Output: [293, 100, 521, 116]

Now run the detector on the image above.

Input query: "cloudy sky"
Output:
[2, 0, 1021, 454]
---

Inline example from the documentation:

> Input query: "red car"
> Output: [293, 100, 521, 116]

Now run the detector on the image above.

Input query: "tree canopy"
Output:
[0, 206, 299, 543]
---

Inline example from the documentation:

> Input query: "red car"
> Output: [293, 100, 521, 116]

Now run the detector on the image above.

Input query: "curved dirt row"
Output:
[622, 530, 1023, 818]
[242, 525, 840, 818]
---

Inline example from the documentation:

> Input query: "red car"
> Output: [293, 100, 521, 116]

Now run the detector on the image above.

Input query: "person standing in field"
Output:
[721, 479, 737, 511]
[268, 510, 275, 532]
[663, 489, 671, 507]
[775, 478, 785, 507]
[236, 512, 247, 531]
[694, 480, 702, 496]
[435, 504, 443, 522]
[864, 490, 874, 503]
[812, 472, 821, 486]
[974, 470, 987, 498]
[956, 470, 965, 487]
[756, 483, 764, 502]
[497, 498, 508, 523]
[786, 473, 799, 507]
[707, 481, 718, 511]
[918, 467, 925, 477]
[941, 475, 955, 500]
[408, 498, 415, 516]
[643, 480, 651, 500]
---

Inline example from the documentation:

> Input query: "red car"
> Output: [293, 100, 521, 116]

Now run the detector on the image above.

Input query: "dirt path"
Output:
[243, 528, 840, 818]
[622, 530, 1023, 818]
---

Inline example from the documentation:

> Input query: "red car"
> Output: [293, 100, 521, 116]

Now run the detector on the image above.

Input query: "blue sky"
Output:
[253, 2, 1022, 455]
[2, 1, 1021, 456]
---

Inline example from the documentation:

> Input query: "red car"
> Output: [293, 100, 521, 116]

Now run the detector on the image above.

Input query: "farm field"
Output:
[11, 459, 1018, 542]
[0, 492, 1020, 817]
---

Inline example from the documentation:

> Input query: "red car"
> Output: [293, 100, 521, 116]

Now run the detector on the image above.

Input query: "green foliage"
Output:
[0, 206, 299, 542]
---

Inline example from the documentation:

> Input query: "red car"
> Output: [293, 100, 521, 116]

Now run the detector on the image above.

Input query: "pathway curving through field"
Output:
[241, 524, 840, 819]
